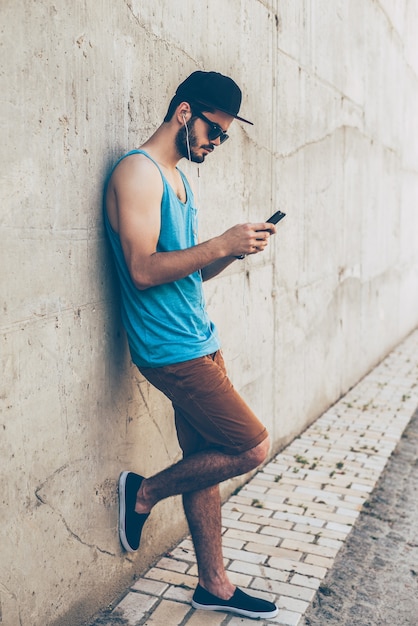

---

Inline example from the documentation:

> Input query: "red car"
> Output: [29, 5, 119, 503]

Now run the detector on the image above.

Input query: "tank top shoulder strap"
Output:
[112, 149, 165, 180]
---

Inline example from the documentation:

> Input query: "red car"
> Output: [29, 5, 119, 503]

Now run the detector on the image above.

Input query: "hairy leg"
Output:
[183, 485, 235, 599]
[135, 436, 270, 514]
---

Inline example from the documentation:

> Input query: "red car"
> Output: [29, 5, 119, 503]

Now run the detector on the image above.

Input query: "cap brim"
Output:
[234, 113, 253, 125]
[192, 98, 253, 125]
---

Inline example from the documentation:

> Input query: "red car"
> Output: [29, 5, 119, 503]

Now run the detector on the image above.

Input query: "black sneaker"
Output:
[118, 471, 149, 552]
[192, 584, 278, 619]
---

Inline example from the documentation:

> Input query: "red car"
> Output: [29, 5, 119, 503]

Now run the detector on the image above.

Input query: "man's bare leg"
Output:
[134, 437, 270, 515]
[183, 484, 235, 600]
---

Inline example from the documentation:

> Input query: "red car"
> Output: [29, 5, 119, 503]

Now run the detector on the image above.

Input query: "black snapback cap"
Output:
[175, 71, 253, 125]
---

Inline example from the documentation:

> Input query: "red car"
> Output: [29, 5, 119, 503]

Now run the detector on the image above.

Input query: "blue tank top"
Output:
[103, 149, 220, 368]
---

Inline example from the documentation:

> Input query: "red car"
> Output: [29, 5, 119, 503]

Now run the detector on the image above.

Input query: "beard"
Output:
[175, 118, 212, 163]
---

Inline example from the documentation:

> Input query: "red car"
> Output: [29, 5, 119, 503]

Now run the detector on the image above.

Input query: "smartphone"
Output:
[256, 210, 286, 233]
[266, 210, 286, 225]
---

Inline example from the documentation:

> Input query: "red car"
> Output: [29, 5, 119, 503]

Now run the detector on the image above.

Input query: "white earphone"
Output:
[183, 113, 191, 161]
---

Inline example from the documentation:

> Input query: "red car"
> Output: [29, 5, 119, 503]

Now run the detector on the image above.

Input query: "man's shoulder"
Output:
[111, 151, 161, 188]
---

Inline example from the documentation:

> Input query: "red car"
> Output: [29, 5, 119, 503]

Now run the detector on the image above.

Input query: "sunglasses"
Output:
[194, 111, 229, 144]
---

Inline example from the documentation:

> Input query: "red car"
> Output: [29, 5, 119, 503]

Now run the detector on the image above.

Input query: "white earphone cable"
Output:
[184, 115, 192, 163]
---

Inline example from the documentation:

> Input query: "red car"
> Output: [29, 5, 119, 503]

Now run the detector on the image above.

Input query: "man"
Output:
[104, 71, 278, 619]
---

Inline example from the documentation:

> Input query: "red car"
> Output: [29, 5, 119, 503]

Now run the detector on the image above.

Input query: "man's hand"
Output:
[218, 222, 277, 259]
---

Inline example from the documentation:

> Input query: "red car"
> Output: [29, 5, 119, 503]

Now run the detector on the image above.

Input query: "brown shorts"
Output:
[139, 351, 267, 457]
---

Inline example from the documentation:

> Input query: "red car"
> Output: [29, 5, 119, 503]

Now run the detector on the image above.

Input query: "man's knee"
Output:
[241, 435, 270, 470]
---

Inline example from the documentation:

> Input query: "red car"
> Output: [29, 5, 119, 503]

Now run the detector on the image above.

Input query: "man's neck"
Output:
[140, 124, 181, 171]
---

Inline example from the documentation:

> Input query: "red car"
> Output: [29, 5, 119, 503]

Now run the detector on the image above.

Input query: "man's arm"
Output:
[106, 154, 275, 290]
[200, 256, 237, 281]
[200, 223, 278, 281]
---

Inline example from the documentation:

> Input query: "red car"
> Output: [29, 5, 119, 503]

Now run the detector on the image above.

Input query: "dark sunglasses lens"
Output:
[209, 128, 228, 144]
[208, 126, 222, 140]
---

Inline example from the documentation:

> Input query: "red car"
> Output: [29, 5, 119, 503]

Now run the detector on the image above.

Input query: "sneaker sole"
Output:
[191, 599, 279, 619]
[118, 471, 134, 552]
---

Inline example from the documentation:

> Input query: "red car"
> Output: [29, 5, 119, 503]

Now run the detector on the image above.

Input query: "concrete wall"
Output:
[1, 1, 417, 624]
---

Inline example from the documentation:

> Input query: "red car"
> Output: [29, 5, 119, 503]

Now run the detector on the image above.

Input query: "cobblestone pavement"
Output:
[87, 329, 418, 626]
[303, 405, 418, 626]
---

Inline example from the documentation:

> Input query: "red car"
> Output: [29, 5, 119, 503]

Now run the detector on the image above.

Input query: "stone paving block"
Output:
[268, 502, 311, 515]
[187, 564, 198, 576]
[255, 493, 288, 506]
[304, 553, 335, 568]
[268, 557, 327, 579]
[239, 483, 268, 493]
[169, 547, 197, 563]
[293, 485, 343, 501]
[221, 518, 262, 533]
[228, 571, 253, 588]
[230, 494, 275, 507]
[245, 542, 304, 561]
[329, 497, 362, 511]
[362, 459, 389, 471]
[262, 463, 292, 475]
[303, 509, 357, 526]
[228, 618, 264, 626]
[291, 523, 346, 541]
[271, 609, 302, 625]
[222, 545, 268, 564]
[327, 474, 361, 487]
[250, 578, 315, 602]
[280, 539, 339, 559]
[224, 502, 275, 518]
[259, 525, 316, 544]
[185, 609, 226, 625]
[325, 520, 354, 533]
[350, 482, 375, 492]
[263, 482, 292, 502]
[228, 559, 289, 582]
[223, 528, 280, 546]
[155, 556, 190, 573]
[241, 513, 294, 530]
[291, 471, 324, 486]
[286, 497, 338, 513]
[281, 491, 315, 503]
[324, 484, 368, 497]
[112, 592, 159, 625]
[263, 482, 297, 493]
[272, 511, 325, 527]
[343, 493, 366, 504]
[277, 595, 310, 613]
[221, 509, 243, 520]
[257, 470, 285, 481]
[290, 573, 321, 590]
[163, 584, 194, 603]
[131, 578, 169, 595]
[316, 536, 344, 550]
[143, 598, 191, 625]
[145, 567, 198, 588]
[222, 535, 246, 549]
[335, 506, 361, 517]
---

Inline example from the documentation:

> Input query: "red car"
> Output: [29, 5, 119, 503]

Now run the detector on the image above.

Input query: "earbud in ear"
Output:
[182, 113, 187, 124]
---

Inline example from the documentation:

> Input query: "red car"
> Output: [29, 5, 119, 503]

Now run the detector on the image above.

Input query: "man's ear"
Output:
[176, 101, 192, 124]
